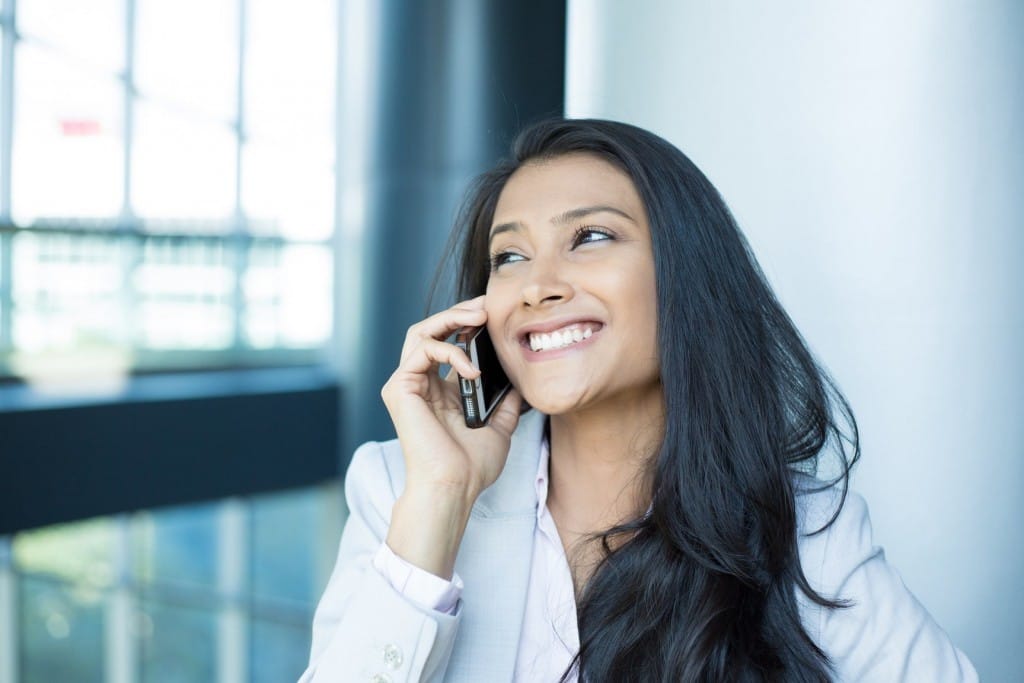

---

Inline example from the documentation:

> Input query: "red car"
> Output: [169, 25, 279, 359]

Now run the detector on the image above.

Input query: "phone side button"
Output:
[460, 378, 474, 396]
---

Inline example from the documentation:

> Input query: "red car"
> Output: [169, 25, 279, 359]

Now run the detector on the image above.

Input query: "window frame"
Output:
[0, 0, 338, 381]
[0, 0, 344, 532]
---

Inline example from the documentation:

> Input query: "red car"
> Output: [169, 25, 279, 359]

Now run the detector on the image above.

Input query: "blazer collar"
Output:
[471, 409, 547, 519]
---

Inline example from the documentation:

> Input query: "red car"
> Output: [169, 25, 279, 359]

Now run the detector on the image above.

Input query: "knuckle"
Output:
[414, 338, 433, 356]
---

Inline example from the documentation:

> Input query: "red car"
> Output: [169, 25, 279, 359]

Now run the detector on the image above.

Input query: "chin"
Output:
[517, 385, 589, 416]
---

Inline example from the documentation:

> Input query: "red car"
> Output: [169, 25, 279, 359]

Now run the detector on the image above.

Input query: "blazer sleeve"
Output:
[297, 441, 461, 683]
[805, 489, 978, 682]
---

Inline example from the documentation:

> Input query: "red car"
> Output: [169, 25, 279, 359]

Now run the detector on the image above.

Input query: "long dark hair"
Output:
[433, 118, 859, 682]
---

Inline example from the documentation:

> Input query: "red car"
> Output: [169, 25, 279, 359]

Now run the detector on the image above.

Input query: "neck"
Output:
[546, 387, 664, 534]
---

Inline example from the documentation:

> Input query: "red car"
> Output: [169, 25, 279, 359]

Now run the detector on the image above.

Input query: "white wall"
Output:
[566, 1, 1023, 679]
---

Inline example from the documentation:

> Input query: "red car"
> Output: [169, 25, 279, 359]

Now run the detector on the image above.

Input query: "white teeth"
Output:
[527, 325, 598, 352]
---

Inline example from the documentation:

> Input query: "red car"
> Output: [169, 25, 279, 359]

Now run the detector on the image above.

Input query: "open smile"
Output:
[517, 321, 604, 360]
[526, 322, 601, 351]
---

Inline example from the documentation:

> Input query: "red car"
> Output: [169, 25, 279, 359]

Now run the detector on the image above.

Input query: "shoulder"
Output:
[331, 440, 407, 546]
[791, 474, 874, 651]
[791, 475, 979, 681]
[344, 438, 408, 508]
[792, 476, 876, 611]
[793, 474, 870, 561]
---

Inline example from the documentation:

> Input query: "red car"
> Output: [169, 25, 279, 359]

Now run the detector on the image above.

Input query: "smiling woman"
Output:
[485, 154, 660, 425]
[299, 119, 977, 682]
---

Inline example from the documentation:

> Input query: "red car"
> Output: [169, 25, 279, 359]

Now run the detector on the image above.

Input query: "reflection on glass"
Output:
[18, 0, 124, 73]
[7, 484, 341, 682]
[12, 232, 127, 352]
[10, 232, 131, 390]
[135, 502, 219, 588]
[250, 488, 321, 604]
[243, 242, 281, 349]
[251, 618, 310, 683]
[139, 600, 217, 683]
[133, 237, 234, 350]
[244, 243, 331, 349]
[12, 44, 123, 223]
[5, 232, 332, 361]
[132, 102, 236, 222]
[0, 44, 3, 194]
[241, 141, 333, 240]
[135, 0, 238, 122]
[1, 236, 8, 349]
[13, 518, 118, 587]
[19, 576, 105, 683]
[245, 0, 336, 141]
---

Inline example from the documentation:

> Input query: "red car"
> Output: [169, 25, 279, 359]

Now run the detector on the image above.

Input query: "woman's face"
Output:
[484, 152, 660, 416]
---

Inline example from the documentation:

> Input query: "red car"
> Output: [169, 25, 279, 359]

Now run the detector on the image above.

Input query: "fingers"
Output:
[401, 337, 479, 380]
[382, 336, 479, 414]
[400, 296, 487, 364]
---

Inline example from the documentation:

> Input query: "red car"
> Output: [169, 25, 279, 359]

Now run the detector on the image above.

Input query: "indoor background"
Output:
[0, 1, 1020, 681]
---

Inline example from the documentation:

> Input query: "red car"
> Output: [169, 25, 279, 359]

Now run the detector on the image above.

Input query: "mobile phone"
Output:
[454, 325, 512, 428]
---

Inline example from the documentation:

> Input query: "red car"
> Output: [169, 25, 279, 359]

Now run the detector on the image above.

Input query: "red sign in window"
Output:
[60, 119, 102, 136]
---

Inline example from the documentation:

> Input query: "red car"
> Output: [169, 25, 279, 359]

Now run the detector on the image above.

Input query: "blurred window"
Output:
[0, 0, 338, 385]
[0, 2, 344, 679]
[2, 483, 344, 682]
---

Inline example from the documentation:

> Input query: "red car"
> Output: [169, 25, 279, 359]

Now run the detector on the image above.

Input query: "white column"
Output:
[217, 499, 247, 683]
[0, 537, 17, 683]
[104, 515, 136, 683]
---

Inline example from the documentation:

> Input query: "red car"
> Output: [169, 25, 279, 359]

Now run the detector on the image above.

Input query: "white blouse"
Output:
[373, 438, 578, 682]
[364, 437, 979, 682]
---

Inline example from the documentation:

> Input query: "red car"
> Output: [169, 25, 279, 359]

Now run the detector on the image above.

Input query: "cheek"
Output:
[603, 259, 657, 319]
[484, 283, 518, 355]
[608, 260, 660, 355]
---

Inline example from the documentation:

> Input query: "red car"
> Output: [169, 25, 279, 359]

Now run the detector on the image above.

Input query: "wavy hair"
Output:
[432, 118, 859, 682]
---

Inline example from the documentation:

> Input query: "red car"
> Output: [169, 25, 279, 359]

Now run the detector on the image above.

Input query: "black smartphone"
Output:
[454, 325, 512, 428]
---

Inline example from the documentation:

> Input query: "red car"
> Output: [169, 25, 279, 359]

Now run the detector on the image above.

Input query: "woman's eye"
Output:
[489, 251, 525, 271]
[572, 226, 614, 247]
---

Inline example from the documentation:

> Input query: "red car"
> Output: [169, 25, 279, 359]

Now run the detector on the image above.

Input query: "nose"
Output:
[520, 257, 573, 308]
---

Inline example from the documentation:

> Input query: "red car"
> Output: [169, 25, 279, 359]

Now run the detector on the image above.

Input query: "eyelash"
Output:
[488, 251, 521, 271]
[572, 225, 614, 246]
[488, 226, 615, 272]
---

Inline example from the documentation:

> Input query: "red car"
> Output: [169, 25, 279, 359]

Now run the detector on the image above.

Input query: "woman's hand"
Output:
[379, 295, 522, 578]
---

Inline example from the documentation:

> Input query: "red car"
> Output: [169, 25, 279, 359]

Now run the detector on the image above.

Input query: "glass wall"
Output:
[0, 0, 338, 387]
[0, 0, 344, 680]
[2, 483, 344, 682]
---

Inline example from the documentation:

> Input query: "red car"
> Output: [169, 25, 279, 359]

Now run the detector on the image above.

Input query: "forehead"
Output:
[492, 153, 645, 223]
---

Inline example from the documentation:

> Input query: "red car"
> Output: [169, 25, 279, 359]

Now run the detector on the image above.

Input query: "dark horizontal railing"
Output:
[0, 367, 342, 534]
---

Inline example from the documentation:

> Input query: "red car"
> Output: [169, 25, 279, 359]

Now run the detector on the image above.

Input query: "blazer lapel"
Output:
[444, 410, 545, 681]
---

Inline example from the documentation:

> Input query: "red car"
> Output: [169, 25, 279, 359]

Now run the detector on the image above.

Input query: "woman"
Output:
[299, 119, 977, 682]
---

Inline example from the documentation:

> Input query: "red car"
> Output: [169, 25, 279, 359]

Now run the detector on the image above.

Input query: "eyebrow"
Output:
[488, 204, 636, 242]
